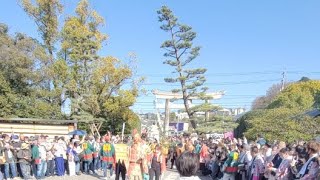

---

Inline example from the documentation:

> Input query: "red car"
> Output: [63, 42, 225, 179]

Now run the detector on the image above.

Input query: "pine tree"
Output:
[157, 6, 208, 129]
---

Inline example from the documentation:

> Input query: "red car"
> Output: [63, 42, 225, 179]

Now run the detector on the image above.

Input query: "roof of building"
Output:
[304, 109, 320, 118]
[0, 118, 77, 124]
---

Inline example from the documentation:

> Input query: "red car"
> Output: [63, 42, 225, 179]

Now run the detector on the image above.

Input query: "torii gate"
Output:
[152, 90, 225, 135]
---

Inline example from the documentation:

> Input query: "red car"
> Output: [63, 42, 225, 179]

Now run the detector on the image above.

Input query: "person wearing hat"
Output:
[127, 129, 149, 180]
[221, 144, 240, 180]
[17, 143, 32, 179]
[11, 134, 21, 155]
[100, 132, 116, 179]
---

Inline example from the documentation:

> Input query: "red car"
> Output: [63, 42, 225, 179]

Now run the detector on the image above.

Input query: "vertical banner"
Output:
[121, 123, 125, 142]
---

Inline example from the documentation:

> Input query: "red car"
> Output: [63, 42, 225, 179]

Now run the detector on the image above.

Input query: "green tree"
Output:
[21, 0, 62, 60]
[157, 6, 208, 129]
[197, 115, 238, 134]
[242, 108, 320, 143]
[251, 82, 290, 110]
[60, 0, 107, 121]
[299, 77, 311, 82]
[17, 0, 141, 133]
[236, 80, 320, 143]
[0, 24, 62, 118]
[268, 80, 320, 109]
[59, 0, 141, 133]
[20, 0, 64, 115]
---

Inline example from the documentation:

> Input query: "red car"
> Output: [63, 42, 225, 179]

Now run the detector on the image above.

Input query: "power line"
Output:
[133, 101, 253, 105]
[135, 71, 320, 77]
[135, 99, 255, 104]
[136, 71, 282, 77]
[141, 78, 281, 86]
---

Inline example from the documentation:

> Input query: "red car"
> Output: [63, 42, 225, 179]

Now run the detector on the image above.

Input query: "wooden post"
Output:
[93, 122, 101, 138]
[121, 122, 125, 142]
[164, 99, 170, 136]
[205, 100, 210, 122]
[74, 119, 78, 130]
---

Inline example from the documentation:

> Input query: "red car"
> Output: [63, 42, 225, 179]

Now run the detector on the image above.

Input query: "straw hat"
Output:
[21, 143, 29, 150]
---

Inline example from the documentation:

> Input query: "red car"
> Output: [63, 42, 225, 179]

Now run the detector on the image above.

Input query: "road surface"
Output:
[23, 168, 212, 180]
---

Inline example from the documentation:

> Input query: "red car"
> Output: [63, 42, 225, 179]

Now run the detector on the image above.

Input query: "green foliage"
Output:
[157, 6, 213, 129]
[0, 0, 142, 134]
[242, 108, 320, 143]
[190, 103, 221, 113]
[236, 80, 320, 143]
[21, 0, 62, 57]
[58, 1, 141, 133]
[299, 77, 311, 82]
[251, 83, 290, 110]
[197, 115, 238, 133]
[0, 27, 62, 119]
[268, 80, 320, 109]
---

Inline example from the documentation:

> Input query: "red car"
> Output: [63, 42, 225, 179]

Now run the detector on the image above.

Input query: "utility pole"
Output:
[280, 71, 286, 92]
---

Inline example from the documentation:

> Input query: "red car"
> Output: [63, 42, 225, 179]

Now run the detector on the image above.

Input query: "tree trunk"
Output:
[181, 85, 196, 129]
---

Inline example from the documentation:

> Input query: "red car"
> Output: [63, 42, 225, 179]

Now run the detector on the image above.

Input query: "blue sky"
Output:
[1, 0, 320, 113]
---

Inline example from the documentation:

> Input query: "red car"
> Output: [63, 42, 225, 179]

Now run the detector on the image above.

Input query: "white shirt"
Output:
[54, 140, 66, 157]
[39, 144, 47, 160]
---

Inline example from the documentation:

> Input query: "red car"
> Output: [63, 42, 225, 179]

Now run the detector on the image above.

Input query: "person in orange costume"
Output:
[199, 141, 209, 171]
[127, 129, 148, 180]
[160, 144, 168, 179]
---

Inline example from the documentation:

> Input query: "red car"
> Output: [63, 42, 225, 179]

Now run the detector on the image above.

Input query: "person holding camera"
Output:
[267, 147, 292, 180]
[288, 145, 308, 179]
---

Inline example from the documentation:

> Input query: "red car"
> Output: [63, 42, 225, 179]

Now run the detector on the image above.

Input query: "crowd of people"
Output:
[0, 133, 120, 180]
[0, 131, 319, 180]
[165, 134, 320, 180]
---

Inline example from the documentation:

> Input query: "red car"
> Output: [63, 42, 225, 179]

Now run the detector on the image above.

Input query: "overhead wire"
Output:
[135, 71, 320, 77]
[140, 78, 281, 86]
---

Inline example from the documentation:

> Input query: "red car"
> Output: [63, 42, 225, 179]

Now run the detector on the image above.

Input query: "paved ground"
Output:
[40, 169, 212, 180]
[11, 167, 212, 180]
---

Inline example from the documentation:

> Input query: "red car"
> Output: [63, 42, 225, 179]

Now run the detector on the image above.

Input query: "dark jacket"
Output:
[17, 149, 31, 164]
